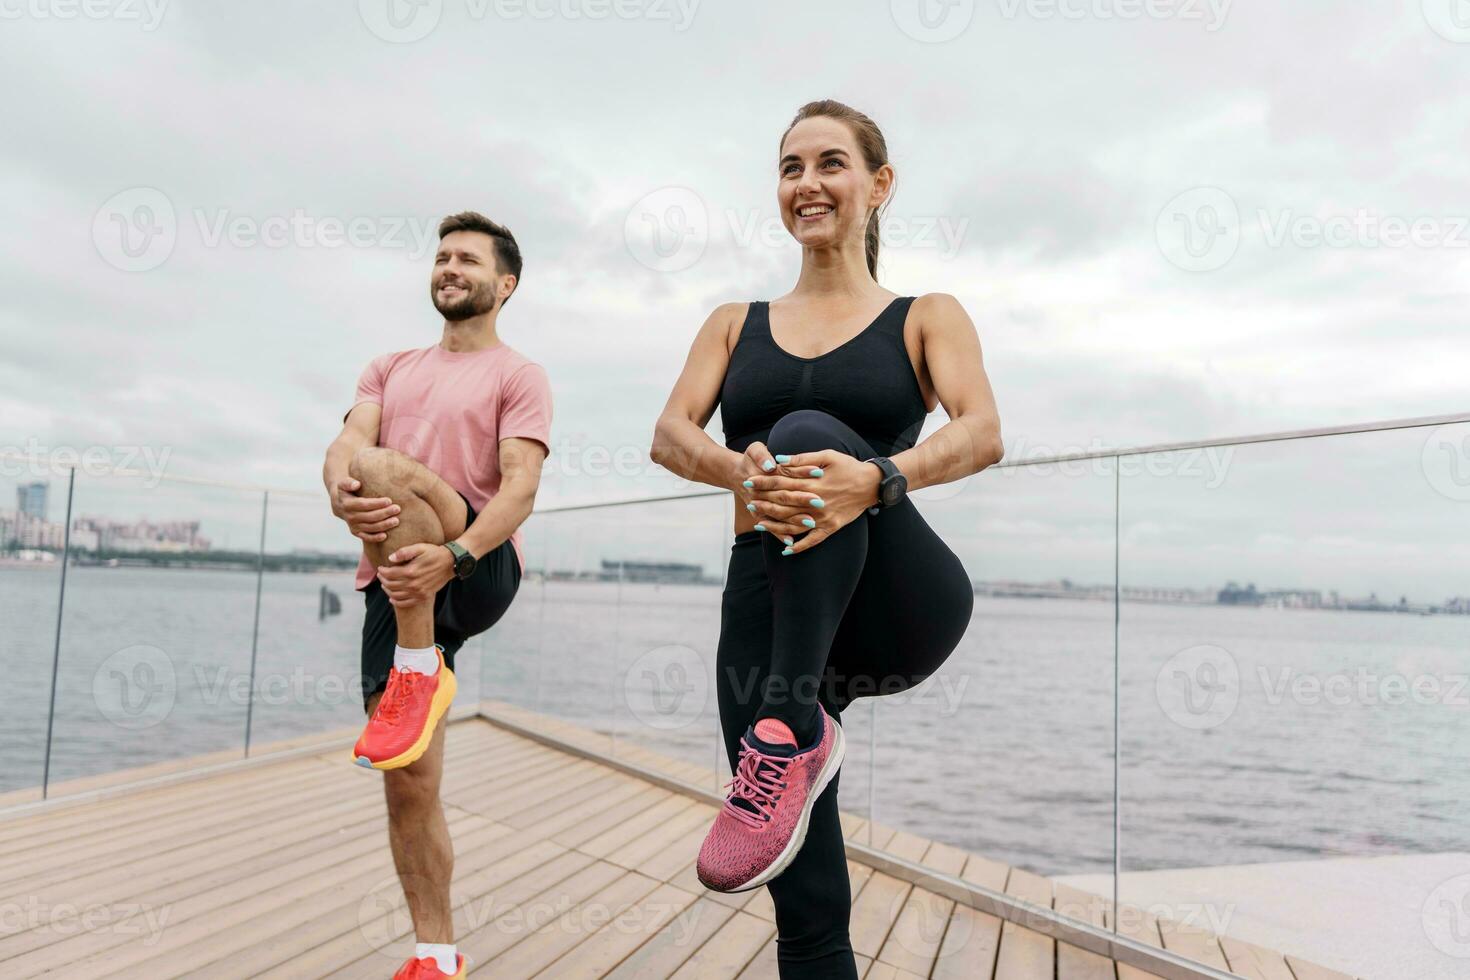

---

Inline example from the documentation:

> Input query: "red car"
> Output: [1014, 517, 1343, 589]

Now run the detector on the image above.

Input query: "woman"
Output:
[650, 99, 1003, 978]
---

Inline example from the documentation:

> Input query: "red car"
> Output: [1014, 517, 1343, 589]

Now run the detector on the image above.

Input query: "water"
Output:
[3, 565, 1465, 880]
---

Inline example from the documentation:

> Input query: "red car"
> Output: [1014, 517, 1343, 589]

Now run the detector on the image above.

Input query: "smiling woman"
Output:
[649, 99, 1004, 979]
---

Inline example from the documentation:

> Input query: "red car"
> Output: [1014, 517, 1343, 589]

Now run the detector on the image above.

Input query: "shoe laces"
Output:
[376, 666, 423, 726]
[722, 741, 791, 830]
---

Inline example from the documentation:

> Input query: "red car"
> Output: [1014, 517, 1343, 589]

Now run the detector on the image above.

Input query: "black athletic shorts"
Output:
[359, 491, 520, 709]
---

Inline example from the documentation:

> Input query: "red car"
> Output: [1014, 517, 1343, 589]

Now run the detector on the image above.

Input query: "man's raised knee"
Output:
[349, 446, 409, 489]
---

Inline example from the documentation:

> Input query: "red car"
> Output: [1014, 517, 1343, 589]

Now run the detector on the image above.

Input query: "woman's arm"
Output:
[891, 293, 1004, 491]
[650, 303, 750, 490]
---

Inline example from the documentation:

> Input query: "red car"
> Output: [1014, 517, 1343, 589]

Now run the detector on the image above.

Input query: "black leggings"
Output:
[715, 409, 975, 978]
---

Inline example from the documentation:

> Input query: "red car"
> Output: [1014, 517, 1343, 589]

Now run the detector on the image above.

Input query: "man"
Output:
[322, 211, 552, 980]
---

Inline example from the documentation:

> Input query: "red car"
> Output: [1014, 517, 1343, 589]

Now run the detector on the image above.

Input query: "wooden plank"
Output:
[1284, 955, 1356, 980]
[532, 881, 699, 979]
[994, 868, 1054, 980]
[601, 896, 737, 979]
[1159, 915, 1229, 970]
[485, 870, 663, 977]
[667, 910, 774, 979]
[279, 840, 585, 980]
[1220, 936, 1296, 980]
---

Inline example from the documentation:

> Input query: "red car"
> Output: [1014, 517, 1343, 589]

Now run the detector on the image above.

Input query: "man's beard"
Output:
[432, 281, 497, 321]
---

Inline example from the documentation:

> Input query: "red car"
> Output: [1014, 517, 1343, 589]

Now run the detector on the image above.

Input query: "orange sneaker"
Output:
[352, 645, 457, 771]
[392, 952, 465, 978]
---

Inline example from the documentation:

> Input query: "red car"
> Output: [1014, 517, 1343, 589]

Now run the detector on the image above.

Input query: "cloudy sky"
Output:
[2, 0, 1467, 597]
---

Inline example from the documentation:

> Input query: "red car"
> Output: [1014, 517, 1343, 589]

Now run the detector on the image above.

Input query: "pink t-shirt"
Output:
[346, 343, 553, 591]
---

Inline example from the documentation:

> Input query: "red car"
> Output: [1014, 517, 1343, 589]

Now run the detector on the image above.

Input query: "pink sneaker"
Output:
[696, 709, 845, 893]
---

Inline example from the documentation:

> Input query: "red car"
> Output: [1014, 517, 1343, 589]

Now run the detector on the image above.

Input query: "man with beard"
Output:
[321, 211, 552, 980]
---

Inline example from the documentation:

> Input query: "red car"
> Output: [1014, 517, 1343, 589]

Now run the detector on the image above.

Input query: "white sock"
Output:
[394, 644, 440, 675]
[415, 942, 458, 974]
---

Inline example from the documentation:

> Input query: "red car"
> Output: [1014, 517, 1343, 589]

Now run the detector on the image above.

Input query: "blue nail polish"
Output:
[754, 523, 766, 531]
[782, 536, 793, 545]
[775, 454, 791, 463]
[742, 479, 754, 488]
[802, 517, 816, 528]
[809, 497, 825, 508]
[809, 467, 823, 477]
[746, 503, 756, 513]
[782, 547, 794, 556]
[761, 459, 775, 471]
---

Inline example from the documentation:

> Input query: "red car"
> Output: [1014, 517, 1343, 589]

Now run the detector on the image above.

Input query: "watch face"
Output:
[883, 474, 907, 507]
[456, 555, 475, 577]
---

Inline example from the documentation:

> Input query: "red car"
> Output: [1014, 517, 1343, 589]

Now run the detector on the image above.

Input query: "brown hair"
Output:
[779, 100, 893, 280]
[437, 211, 523, 305]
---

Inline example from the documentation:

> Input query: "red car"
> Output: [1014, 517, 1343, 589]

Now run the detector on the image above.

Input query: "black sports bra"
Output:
[718, 296, 928, 459]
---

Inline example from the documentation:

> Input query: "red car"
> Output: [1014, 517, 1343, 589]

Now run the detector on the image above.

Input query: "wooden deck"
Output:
[0, 706, 1358, 979]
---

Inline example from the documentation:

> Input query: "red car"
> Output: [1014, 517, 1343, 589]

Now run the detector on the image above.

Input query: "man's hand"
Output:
[376, 543, 455, 608]
[745, 451, 882, 555]
[330, 477, 401, 543]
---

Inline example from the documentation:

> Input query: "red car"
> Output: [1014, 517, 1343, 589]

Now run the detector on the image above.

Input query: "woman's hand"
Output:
[376, 543, 455, 607]
[742, 449, 881, 555]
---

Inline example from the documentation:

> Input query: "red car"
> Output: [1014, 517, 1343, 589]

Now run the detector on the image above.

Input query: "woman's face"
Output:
[777, 116, 890, 252]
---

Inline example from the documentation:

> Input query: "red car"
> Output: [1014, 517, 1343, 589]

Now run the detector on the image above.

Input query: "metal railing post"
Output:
[243, 490, 268, 758]
[41, 467, 77, 800]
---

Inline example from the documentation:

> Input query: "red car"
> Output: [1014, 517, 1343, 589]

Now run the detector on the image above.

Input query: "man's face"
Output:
[430, 231, 502, 320]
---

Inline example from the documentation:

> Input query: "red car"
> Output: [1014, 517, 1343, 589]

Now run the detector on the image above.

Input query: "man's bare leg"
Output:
[350, 446, 467, 947]
[365, 687, 454, 944]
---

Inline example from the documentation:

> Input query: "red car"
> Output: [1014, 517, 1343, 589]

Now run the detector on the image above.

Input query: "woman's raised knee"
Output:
[767, 410, 854, 456]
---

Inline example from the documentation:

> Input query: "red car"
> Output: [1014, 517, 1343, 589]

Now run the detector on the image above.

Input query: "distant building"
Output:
[16, 481, 47, 521]
[599, 559, 705, 584]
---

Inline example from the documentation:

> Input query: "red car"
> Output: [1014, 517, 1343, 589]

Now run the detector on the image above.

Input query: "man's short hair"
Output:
[438, 211, 522, 305]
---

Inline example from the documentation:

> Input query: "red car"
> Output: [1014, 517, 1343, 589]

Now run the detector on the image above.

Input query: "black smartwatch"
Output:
[444, 540, 477, 580]
[864, 457, 907, 514]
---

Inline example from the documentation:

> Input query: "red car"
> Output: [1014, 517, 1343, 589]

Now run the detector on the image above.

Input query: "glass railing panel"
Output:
[1114, 422, 1470, 976]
